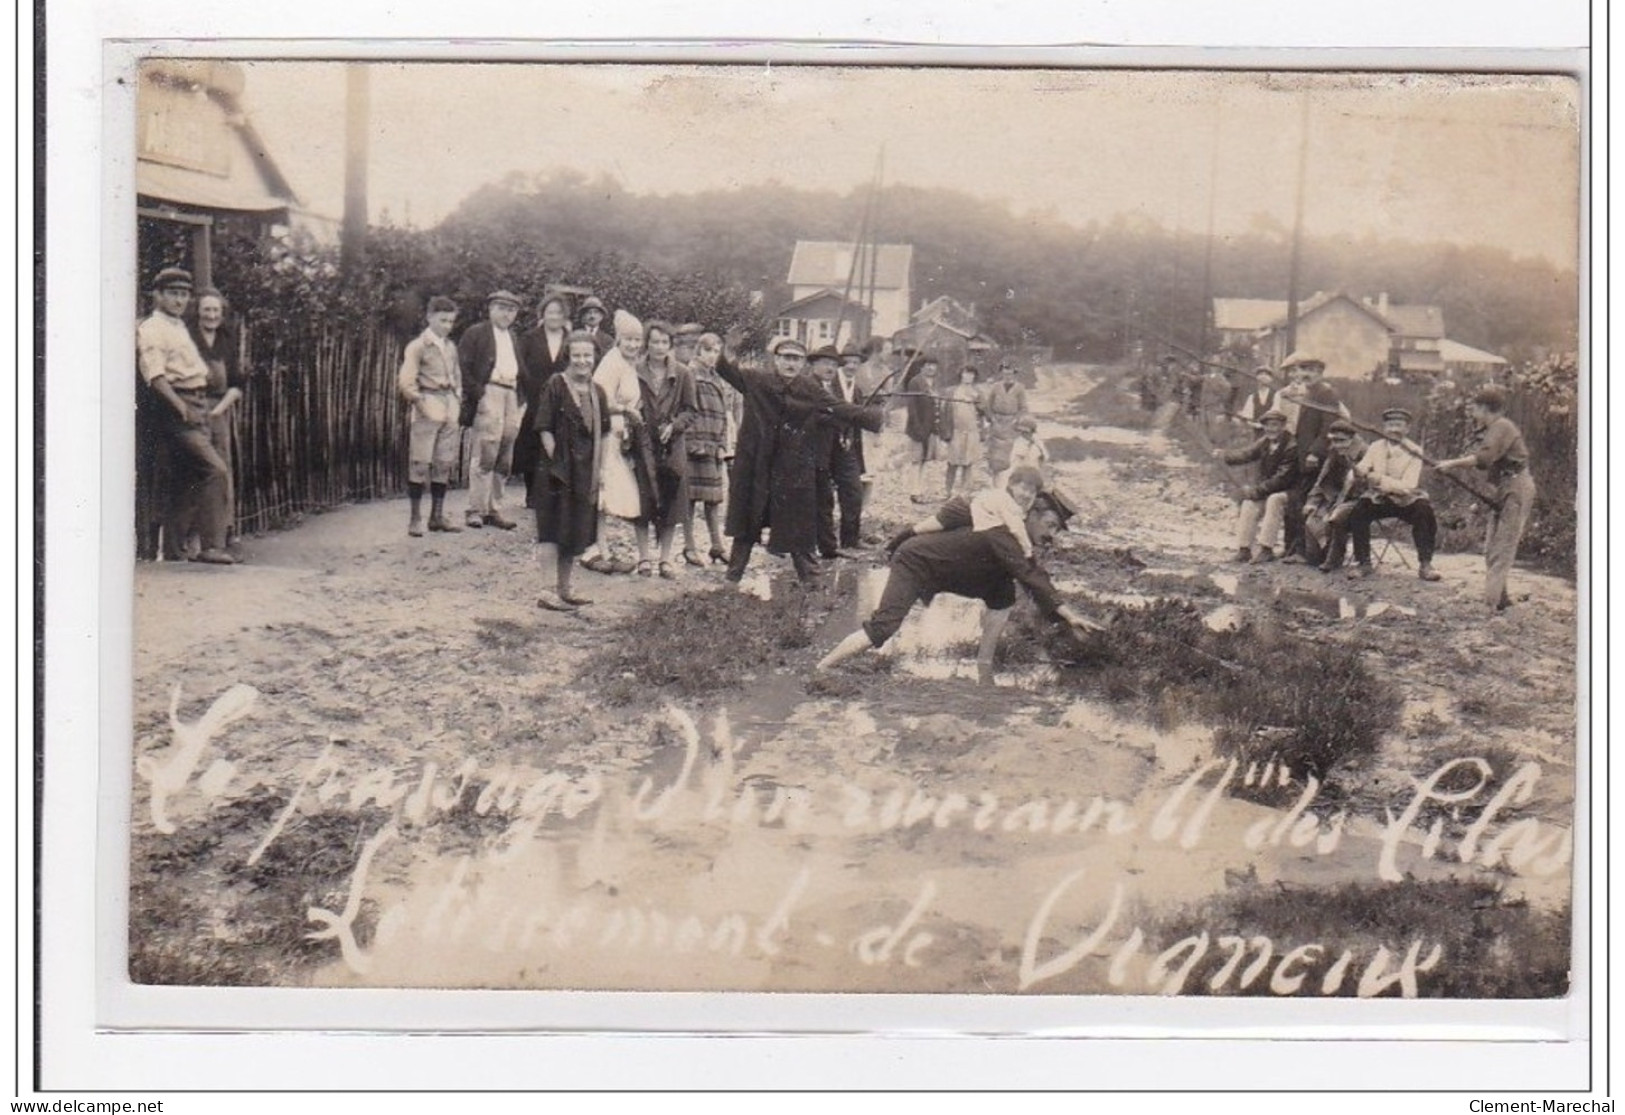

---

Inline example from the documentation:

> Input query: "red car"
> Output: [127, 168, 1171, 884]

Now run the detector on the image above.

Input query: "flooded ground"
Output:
[128, 363, 1577, 998]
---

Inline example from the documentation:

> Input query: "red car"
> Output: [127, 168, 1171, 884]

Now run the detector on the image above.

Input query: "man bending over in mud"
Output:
[815, 466, 1102, 686]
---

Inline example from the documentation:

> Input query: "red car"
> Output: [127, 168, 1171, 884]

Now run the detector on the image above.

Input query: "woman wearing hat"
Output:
[636, 320, 699, 579]
[576, 295, 613, 359]
[532, 331, 612, 611]
[982, 361, 1029, 477]
[517, 293, 575, 508]
[578, 310, 657, 575]
[941, 364, 985, 497]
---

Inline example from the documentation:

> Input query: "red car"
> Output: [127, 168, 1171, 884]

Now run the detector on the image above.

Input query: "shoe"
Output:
[1317, 561, 1340, 574]
[835, 548, 864, 560]
[464, 513, 485, 529]
[1417, 562, 1442, 583]
[636, 560, 654, 577]
[559, 591, 593, 607]
[428, 516, 463, 533]
[580, 555, 615, 574]
[193, 548, 238, 565]
[408, 515, 425, 537]
[1251, 547, 1276, 564]
[708, 547, 728, 565]
[1347, 564, 1374, 579]
[659, 561, 677, 580]
[607, 558, 638, 575]
[1281, 553, 1305, 565]
[536, 591, 575, 612]
[683, 549, 705, 567]
[484, 513, 518, 531]
[1234, 547, 1253, 564]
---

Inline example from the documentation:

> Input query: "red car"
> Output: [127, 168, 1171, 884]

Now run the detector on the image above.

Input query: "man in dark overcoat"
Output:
[715, 336, 884, 583]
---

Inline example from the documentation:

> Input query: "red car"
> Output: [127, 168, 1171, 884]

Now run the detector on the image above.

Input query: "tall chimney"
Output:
[341, 64, 370, 277]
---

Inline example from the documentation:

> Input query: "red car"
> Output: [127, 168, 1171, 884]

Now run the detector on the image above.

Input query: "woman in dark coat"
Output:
[636, 321, 699, 579]
[533, 332, 611, 611]
[903, 358, 954, 503]
[715, 336, 884, 583]
[187, 287, 245, 542]
[517, 294, 574, 507]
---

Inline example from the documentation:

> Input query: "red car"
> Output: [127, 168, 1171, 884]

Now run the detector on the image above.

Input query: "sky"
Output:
[230, 62, 1581, 268]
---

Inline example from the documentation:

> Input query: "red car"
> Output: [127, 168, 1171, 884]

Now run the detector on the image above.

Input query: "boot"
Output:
[1251, 546, 1276, 564]
[1417, 561, 1442, 582]
[1234, 546, 1253, 564]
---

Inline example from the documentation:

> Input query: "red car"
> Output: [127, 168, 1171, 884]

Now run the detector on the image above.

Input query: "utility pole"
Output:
[1198, 95, 1223, 360]
[1284, 89, 1311, 354]
[341, 64, 370, 277]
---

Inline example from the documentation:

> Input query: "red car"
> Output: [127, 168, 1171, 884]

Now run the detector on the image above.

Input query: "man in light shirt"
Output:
[136, 267, 236, 565]
[397, 296, 465, 536]
[1341, 407, 1442, 582]
[458, 290, 530, 530]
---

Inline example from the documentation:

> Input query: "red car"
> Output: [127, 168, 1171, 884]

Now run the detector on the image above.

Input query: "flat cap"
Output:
[487, 289, 523, 308]
[1380, 407, 1414, 423]
[1282, 351, 1327, 368]
[808, 344, 842, 364]
[152, 267, 193, 291]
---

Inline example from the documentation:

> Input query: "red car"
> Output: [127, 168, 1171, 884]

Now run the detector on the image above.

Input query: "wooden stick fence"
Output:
[134, 318, 469, 558]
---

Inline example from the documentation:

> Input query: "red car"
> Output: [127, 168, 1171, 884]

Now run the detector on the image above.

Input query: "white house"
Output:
[786, 241, 914, 338]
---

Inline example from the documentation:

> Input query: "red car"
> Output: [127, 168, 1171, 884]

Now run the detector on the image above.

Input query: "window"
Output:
[818, 320, 832, 339]
[774, 318, 793, 337]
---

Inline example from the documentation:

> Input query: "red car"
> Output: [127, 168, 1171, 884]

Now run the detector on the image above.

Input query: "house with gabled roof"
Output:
[1211, 290, 1475, 381]
[771, 288, 873, 349]
[136, 59, 328, 289]
[786, 241, 914, 338]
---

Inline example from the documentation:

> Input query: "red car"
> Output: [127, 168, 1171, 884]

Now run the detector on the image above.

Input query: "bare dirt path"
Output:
[127, 364, 1576, 997]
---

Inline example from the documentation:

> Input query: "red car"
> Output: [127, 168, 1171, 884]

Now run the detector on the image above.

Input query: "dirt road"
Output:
[127, 364, 1577, 997]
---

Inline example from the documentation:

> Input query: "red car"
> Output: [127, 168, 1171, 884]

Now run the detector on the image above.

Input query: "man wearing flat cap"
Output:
[807, 344, 866, 559]
[457, 289, 532, 530]
[715, 333, 885, 583]
[1277, 351, 1350, 564]
[1300, 418, 1367, 569]
[1333, 407, 1441, 581]
[816, 467, 1102, 686]
[1212, 407, 1299, 563]
[1437, 386, 1535, 610]
[136, 267, 236, 564]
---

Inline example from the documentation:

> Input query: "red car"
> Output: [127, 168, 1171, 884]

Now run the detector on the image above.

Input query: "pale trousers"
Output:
[1235, 492, 1289, 552]
[467, 385, 523, 516]
[1485, 472, 1536, 609]
[408, 392, 461, 484]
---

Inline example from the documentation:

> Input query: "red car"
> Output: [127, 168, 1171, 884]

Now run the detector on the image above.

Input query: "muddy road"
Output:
[127, 364, 1576, 997]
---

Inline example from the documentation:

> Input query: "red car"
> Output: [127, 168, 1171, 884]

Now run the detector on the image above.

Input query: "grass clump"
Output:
[1052, 600, 1400, 784]
[1148, 879, 1569, 998]
[582, 586, 817, 703]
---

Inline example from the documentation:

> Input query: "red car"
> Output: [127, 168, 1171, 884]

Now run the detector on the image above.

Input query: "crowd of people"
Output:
[137, 268, 1539, 688]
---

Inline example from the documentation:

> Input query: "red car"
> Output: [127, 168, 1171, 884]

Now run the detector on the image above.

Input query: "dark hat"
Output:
[808, 344, 842, 364]
[577, 295, 607, 314]
[1259, 408, 1289, 425]
[1472, 386, 1508, 410]
[152, 267, 193, 291]
[1327, 419, 1357, 437]
[775, 338, 808, 357]
[487, 289, 523, 308]
[1380, 407, 1414, 423]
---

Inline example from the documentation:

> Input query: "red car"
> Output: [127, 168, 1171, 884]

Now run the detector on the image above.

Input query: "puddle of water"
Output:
[1060, 698, 1215, 773]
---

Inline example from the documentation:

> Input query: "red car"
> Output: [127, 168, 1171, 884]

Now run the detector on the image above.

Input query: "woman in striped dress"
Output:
[682, 331, 732, 565]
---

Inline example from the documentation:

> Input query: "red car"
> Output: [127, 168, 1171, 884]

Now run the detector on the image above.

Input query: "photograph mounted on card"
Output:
[122, 56, 1580, 1000]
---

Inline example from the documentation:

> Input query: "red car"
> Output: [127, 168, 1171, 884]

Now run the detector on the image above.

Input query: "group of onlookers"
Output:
[1211, 350, 1534, 613]
[898, 357, 1049, 504]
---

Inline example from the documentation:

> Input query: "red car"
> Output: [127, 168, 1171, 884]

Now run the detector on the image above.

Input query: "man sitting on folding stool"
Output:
[1338, 407, 1442, 583]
